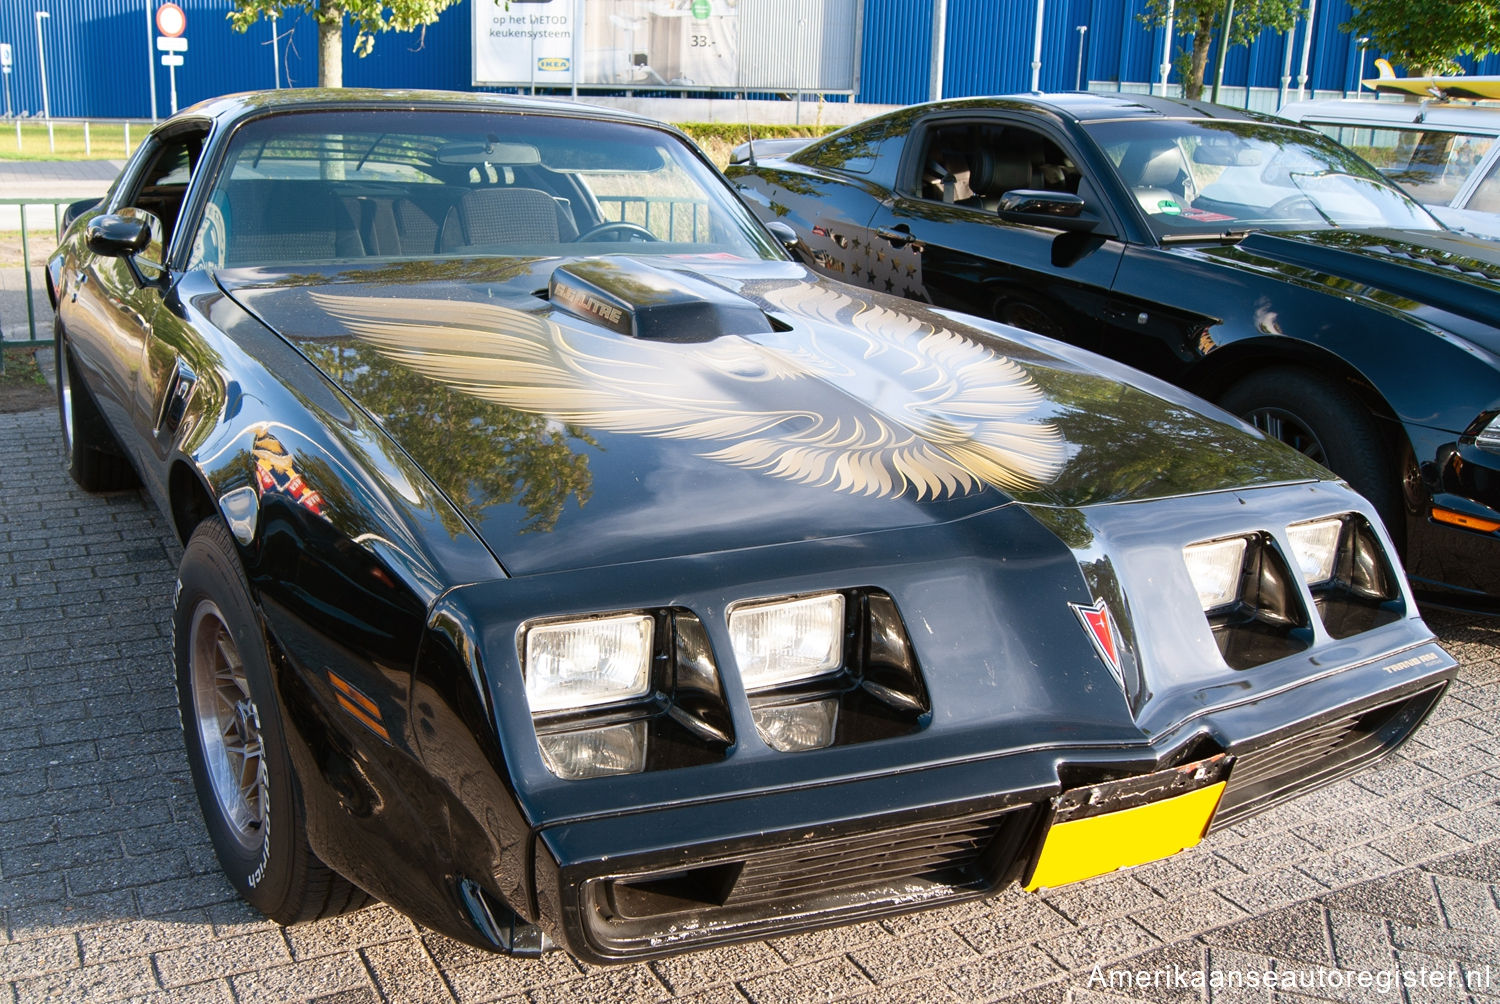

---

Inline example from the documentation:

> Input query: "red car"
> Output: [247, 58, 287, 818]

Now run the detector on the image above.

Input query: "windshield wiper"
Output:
[1160, 230, 1254, 245]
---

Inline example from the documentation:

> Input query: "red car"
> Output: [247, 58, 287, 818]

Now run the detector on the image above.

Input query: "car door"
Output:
[61, 122, 209, 478]
[728, 112, 909, 283]
[856, 115, 1129, 344]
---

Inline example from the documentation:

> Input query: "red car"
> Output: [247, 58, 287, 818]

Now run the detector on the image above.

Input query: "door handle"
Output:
[876, 226, 916, 248]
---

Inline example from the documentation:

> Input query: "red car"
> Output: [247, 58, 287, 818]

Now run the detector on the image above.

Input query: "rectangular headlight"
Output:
[1286, 517, 1343, 584]
[729, 592, 844, 691]
[1183, 537, 1248, 611]
[523, 614, 653, 714]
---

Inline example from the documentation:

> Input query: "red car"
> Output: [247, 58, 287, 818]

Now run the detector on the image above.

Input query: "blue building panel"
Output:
[1, 0, 1497, 119]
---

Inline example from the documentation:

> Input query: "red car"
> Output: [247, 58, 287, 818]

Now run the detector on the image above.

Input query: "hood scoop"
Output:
[547, 257, 775, 342]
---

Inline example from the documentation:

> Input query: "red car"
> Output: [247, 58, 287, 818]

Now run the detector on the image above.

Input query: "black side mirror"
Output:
[996, 190, 1101, 234]
[85, 210, 168, 288]
[765, 220, 802, 250]
[85, 214, 153, 258]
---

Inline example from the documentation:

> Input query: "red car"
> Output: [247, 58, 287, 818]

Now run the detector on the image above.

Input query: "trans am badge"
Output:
[311, 286, 1066, 502]
[1070, 598, 1126, 687]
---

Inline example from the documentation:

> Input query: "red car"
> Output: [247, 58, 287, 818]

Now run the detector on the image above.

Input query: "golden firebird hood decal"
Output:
[310, 284, 1065, 501]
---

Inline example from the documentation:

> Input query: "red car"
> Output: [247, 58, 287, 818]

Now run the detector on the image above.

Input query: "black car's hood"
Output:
[222, 257, 1322, 575]
[1208, 227, 1500, 352]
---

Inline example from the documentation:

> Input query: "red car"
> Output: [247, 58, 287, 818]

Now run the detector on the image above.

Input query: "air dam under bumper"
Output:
[528, 648, 1451, 963]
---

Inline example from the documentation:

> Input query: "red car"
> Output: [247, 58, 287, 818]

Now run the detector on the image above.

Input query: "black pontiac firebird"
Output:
[728, 93, 1500, 609]
[49, 90, 1453, 963]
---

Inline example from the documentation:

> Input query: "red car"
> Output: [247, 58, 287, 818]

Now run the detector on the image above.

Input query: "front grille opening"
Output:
[1213, 683, 1446, 828]
[582, 801, 1042, 956]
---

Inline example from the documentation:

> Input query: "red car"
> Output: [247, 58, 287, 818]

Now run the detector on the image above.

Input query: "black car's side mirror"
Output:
[85, 210, 168, 288]
[86, 214, 153, 258]
[765, 220, 802, 250]
[996, 190, 1101, 234]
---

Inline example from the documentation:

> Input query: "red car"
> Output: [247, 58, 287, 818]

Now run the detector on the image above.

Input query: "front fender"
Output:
[160, 271, 511, 933]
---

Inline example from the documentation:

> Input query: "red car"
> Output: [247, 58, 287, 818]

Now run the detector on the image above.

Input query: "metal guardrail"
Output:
[0, 195, 98, 373]
[597, 195, 710, 242]
[5, 118, 152, 157]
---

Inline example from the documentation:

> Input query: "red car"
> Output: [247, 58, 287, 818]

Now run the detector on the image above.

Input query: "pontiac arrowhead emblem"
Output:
[1070, 598, 1125, 685]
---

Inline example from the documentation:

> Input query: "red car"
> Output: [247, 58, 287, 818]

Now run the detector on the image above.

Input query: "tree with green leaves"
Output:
[1139, 0, 1301, 101]
[228, 0, 465, 87]
[1344, 0, 1500, 77]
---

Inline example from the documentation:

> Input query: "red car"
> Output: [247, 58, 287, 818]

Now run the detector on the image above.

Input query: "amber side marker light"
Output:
[1432, 508, 1500, 534]
[329, 671, 391, 742]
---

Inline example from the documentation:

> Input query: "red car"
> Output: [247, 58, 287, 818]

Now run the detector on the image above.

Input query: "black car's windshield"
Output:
[188, 109, 782, 269]
[1084, 118, 1441, 240]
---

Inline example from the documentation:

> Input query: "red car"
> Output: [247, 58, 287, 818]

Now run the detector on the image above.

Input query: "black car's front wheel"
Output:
[175, 519, 365, 923]
[56, 327, 138, 492]
[1219, 367, 1404, 546]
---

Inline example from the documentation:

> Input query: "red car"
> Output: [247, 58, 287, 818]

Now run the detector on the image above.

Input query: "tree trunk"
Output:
[318, 10, 343, 88]
[1185, 12, 1215, 100]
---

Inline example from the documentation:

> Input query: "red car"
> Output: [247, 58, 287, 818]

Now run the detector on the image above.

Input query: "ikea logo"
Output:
[537, 57, 570, 72]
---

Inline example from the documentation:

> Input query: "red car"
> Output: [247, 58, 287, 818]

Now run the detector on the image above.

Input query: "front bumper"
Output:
[529, 644, 1450, 963]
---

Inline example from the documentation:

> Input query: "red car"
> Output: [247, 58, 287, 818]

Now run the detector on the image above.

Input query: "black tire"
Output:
[56, 329, 138, 492]
[174, 518, 365, 923]
[1219, 367, 1404, 546]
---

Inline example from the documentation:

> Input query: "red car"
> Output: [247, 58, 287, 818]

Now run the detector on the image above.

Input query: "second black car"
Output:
[729, 93, 1500, 608]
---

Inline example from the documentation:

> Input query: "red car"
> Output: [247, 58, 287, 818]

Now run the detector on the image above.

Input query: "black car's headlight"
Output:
[729, 589, 930, 753]
[1182, 532, 1310, 669]
[1474, 413, 1500, 454]
[1289, 514, 1401, 639]
[525, 614, 654, 714]
[520, 610, 733, 780]
[729, 592, 845, 751]
[1182, 513, 1402, 668]
[520, 589, 931, 776]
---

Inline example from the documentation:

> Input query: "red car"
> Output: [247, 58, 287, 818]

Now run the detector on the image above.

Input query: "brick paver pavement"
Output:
[2, 401, 1498, 1004]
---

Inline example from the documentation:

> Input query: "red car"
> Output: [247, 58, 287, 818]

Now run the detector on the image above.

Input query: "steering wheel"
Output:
[577, 221, 660, 243]
[1268, 194, 1317, 219]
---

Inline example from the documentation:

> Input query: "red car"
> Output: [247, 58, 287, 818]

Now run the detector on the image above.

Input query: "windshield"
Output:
[1085, 118, 1441, 240]
[188, 108, 781, 270]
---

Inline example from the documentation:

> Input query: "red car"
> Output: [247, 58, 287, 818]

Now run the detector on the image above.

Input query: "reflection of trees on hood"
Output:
[1025, 367, 1326, 507]
[302, 341, 596, 535]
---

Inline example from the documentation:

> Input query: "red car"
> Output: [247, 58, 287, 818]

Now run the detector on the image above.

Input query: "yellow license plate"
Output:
[1025, 781, 1225, 891]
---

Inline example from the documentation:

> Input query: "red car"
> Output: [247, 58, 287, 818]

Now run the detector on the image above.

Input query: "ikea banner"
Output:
[473, 0, 742, 89]
[473, 0, 578, 87]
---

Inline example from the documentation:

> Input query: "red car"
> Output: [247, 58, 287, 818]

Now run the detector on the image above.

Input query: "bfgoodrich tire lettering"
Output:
[174, 518, 365, 923]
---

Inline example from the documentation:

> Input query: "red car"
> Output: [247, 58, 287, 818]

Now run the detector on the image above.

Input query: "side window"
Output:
[1468, 157, 1500, 214]
[122, 130, 206, 250]
[795, 119, 889, 176]
[911, 122, 1082, 210]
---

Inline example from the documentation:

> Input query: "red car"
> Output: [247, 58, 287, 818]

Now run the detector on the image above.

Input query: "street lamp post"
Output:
[33, 10, 51, 152]
[1355, 37, 1369, 99]
[1075, 25, 1088, 91]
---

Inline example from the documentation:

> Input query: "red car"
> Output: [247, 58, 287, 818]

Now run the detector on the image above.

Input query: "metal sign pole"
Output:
[33, 11, 49, 120]
[146, 0, 158, 121]
[1, 44, 12, 118]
